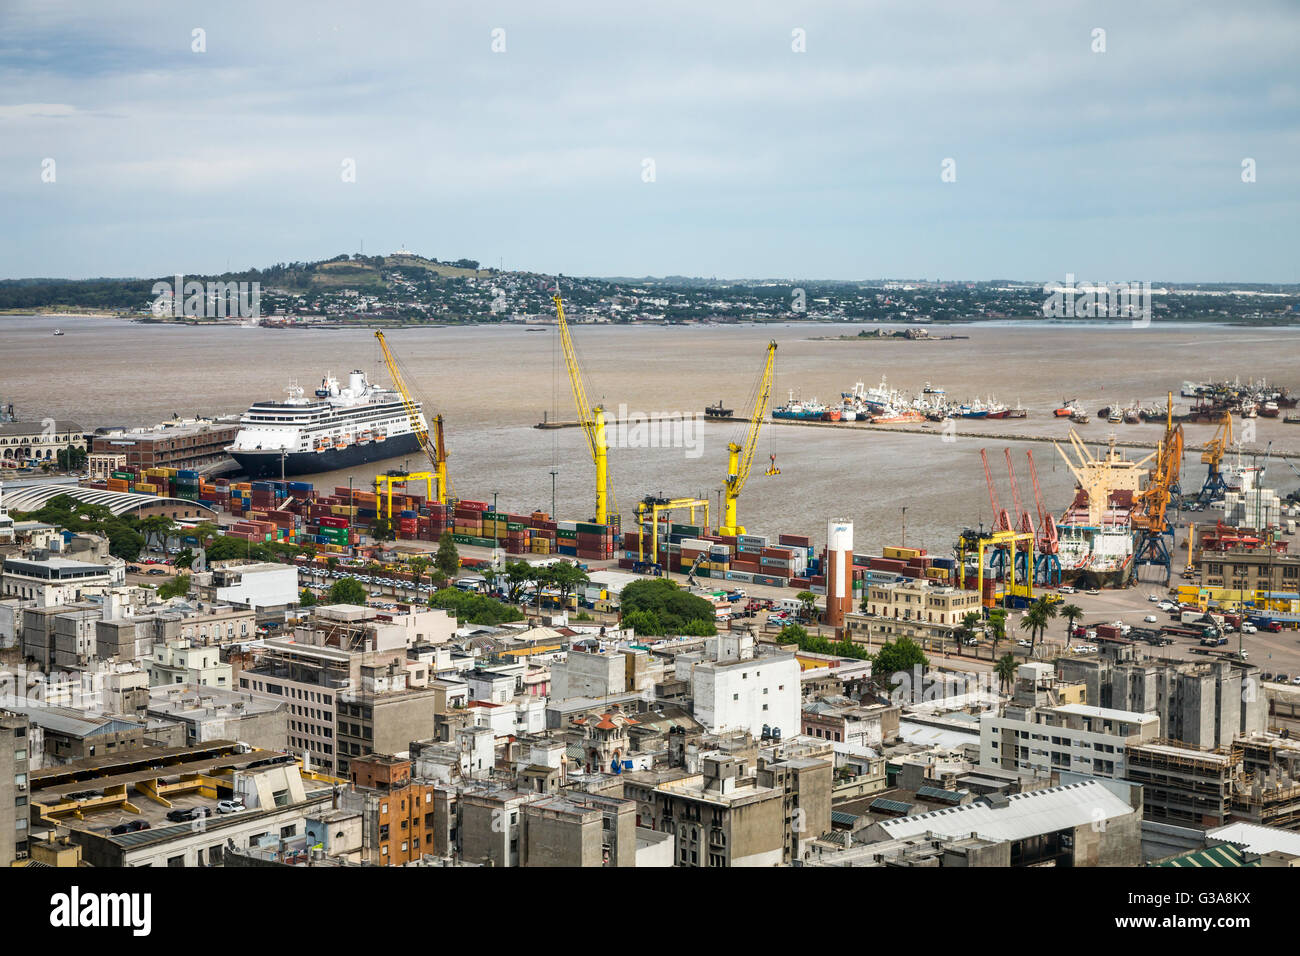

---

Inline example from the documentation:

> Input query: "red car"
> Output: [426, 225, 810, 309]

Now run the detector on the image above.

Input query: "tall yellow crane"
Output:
[718, 341, 777, 536]
[1196, 410, 1233, 503]
[553, 288, 614, 525]
[373, 330, 448, 505]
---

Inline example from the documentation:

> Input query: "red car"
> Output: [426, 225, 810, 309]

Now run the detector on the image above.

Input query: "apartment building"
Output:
[0, 712, 30, 864]
[981, 702, 1159, 780]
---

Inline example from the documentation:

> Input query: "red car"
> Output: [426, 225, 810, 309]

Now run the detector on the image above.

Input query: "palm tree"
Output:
[994, 653, 1019, 693]
[1059, 602, 1084, 643]
[1020, 605, 1048, 654]
[796, 590, 819, 623]
[988, 611, 1006, 659]
[409, 557, 430, 598]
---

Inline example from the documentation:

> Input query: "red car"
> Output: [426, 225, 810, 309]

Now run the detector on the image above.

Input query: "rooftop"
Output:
[875, 780, 1135, 843]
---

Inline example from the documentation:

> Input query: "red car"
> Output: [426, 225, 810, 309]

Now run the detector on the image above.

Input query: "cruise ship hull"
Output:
[231, 432, 422, 478]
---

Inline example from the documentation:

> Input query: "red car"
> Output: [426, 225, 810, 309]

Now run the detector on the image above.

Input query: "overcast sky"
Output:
[2, 0, 1297, 282]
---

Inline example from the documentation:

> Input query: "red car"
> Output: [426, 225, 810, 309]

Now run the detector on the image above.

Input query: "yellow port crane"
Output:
[717, 341, 778, 537]
[373, 330, 448, 505]
[553, 287, 614, 526]
[1196, 410, 1233, 503]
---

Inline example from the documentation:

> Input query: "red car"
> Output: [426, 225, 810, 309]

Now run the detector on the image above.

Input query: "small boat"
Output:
[1260, 402, 1280, 418]
[705, 401, 734, 419]
[872, 406, 925, 424]
[1070, 411, 1091, 424]
[1123, 406, 1141, 424]
[52, 329, 64, 336]
[822, 407, 842, 423]
[1054, 399, 1079, 418]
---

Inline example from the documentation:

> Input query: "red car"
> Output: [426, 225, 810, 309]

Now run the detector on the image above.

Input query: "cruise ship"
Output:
[227, 370, 425, 478]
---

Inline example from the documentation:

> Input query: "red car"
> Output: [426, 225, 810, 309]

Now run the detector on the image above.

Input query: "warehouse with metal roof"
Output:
[1, 483, 216, 519]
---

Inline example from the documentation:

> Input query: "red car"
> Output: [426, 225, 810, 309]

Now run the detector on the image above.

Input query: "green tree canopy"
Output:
[429, 588, 524, 625]
[435, 531, 460, 580]
[329, 577, 368, 605]
[872, 637, 929, 678]
[619, 578, 717, 635]
[157, 574, 191, 600]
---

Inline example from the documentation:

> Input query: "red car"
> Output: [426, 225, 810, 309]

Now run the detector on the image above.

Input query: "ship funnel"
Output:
[349, 370, 365, 394]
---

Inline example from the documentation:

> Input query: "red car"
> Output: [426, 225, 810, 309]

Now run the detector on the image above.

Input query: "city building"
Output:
[863, 779, 1144, 866]
[89, 418, 241, 472]
[0, 712, 30, 864]
[0, 420, 85, 464]
[194, 561, 298, 613]
[146, 684, 288, 751]
[344, 753, 437, 865]
[147, 639, 232, 688]
[2, 554, 118, 607]
[1057, 652, 1263, 750]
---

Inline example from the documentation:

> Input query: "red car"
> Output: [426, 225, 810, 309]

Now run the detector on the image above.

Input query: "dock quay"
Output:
[535, 412, 1300, 458]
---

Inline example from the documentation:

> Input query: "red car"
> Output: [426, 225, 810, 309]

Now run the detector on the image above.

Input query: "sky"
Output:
[1, 0, 1297, 282]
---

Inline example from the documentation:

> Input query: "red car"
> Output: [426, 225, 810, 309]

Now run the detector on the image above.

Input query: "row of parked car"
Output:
[108, 799, 244, 834]
[299, 566, 434, 593]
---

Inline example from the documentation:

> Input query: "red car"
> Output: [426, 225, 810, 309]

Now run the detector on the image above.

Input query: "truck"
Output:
[1200, 634, 1228, 647]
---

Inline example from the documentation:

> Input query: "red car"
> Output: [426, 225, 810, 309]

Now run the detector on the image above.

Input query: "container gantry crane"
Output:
[374, 330, 448, 505]
[1025, 449, 1061, 586]
[717, 341, 777, 537]
[1005, 449, 1036, 583]
[980, 448, 1013, 580]
[1132, 398, 1183, 585]
[553, 286, 615, 526]
[1196, 410, 1234, 504]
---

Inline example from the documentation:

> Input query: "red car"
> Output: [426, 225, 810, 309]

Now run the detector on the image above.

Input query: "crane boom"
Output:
[553, 288, 611, 525]
[718, 341, 777, 536]
[981, 448, 1010, 532]
[374, 330, 447, 504]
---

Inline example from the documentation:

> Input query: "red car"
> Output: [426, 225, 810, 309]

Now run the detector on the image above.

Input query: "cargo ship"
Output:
[1053, 431, 1153, 575]
[227, 370, 425, 477]
[772, 391, 826, 421]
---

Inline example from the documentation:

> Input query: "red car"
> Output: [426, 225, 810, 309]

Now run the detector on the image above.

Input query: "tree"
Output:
[326, 556, 340, 572]
[409, 557, 430, 594]
[429, 588, 524, 625]
[139, 515, 176, 554]
[57, 444, 88, 472]
[872, 637, 928, 680]
[548, 561, 590, 608]
[329, 577, 367, 605]
[300, 588, 317, 607]
[619, 578, 717, 635]
[173, 547, 195, 571]
[157, 574, 191, 600]
[954, 610, 983, 649]
[502, 560, 536, 604]
[1019, 605, 1047, 653]
[370, 516, 395, 542]
[988, 607, 1007, 657]
[796, 590, 819, 622]
[994, 653, 1019, 693]
[435, 531, 460, 580]
[1059, 602, 1084, 642]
